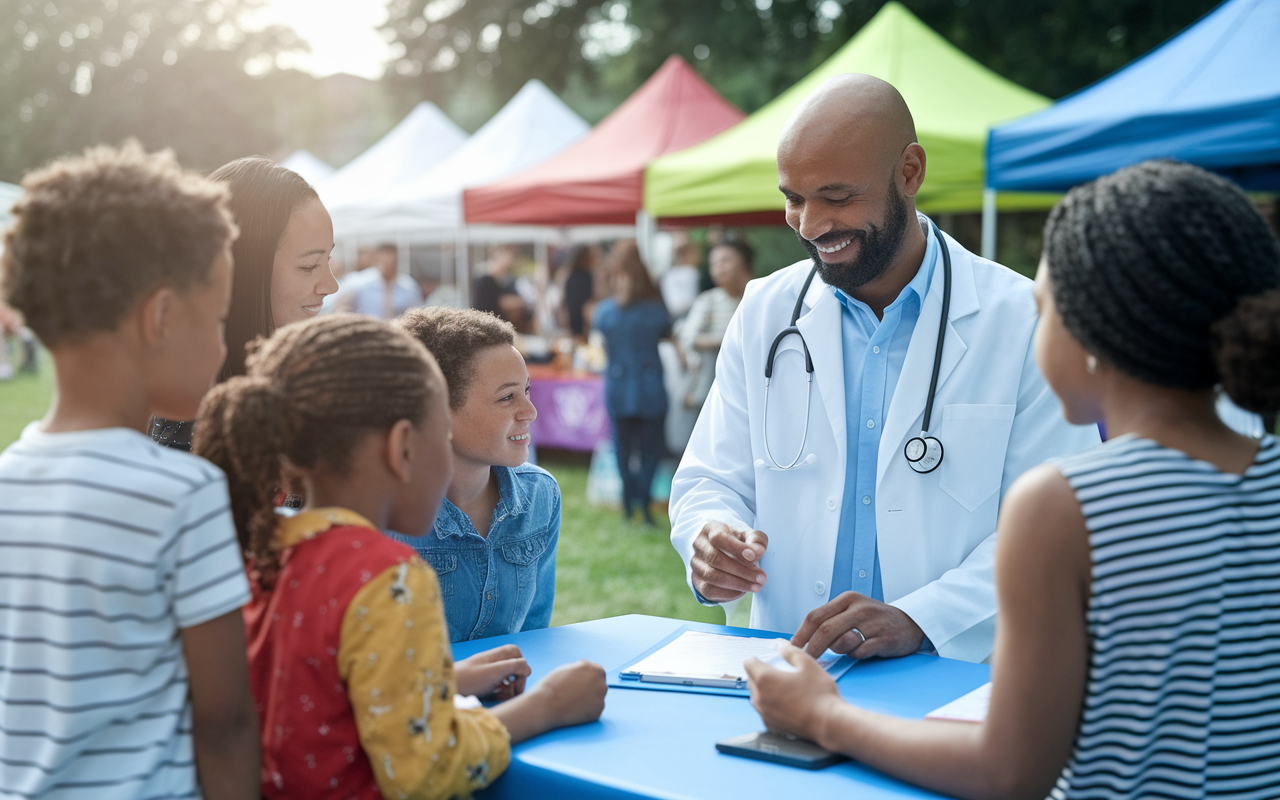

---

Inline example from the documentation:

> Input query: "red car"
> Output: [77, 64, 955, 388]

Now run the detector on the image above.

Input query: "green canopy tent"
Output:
[644, 1, 1057, 239]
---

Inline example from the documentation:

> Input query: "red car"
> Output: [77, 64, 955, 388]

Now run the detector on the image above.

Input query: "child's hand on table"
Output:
[456, 644, 532, 702]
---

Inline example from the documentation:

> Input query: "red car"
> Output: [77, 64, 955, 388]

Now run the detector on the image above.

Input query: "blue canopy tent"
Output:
[981, 0, 1280, 256]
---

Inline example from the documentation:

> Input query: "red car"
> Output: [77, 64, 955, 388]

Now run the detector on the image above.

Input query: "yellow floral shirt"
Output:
[264, 508, 511, 799]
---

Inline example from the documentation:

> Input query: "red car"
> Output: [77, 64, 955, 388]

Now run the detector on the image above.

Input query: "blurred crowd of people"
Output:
[313, 231, 760, 521]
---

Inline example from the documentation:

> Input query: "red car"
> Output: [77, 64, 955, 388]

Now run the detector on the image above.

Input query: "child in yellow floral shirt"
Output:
[194, 315, 606, 800]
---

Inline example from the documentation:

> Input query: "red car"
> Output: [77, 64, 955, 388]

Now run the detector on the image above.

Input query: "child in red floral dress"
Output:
[194, 314, 606, 799]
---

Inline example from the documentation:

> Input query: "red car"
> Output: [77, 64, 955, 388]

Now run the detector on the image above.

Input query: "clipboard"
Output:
[607, 624, 855, 697]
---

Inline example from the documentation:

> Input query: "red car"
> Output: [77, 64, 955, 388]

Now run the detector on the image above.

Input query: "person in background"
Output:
[346, 243, 423, 319]
[0, 142, 259, 800]
[746, 160, 1280, 800]
[319, 254, 348, 313]
[559, 244, 597, 338]
[473, 244, 530, 328]
[594, 241, 673, 525]
[661, 239, 703, 321]
[678, 237, 754, 411]
[390, 307, 560, 643]
[150, 157, 339, 450]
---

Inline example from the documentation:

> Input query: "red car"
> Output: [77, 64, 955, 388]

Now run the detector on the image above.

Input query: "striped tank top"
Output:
[1051, 434, 1280, 800]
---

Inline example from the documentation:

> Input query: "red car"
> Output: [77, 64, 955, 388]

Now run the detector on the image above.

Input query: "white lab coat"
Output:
[670, 229, 1100, 663]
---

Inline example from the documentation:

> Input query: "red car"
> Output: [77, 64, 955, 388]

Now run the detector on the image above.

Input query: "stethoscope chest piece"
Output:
[904, 434, 944, 474]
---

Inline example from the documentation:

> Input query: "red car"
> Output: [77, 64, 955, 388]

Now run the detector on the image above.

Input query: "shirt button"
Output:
[815, 581, 826, 595]
[826, 496, 837, 510]
[862, 496, 870, 505]
[867, 419, 875, 429]
[486, 593, 492, 600]
[873, 346, 880, 354]
[858, 570, 867, 579]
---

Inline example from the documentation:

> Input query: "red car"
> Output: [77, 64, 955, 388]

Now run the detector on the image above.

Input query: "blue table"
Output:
[454, 615, 990, 800]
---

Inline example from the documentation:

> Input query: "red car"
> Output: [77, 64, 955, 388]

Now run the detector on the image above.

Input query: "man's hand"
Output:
[455, 644, 531, 702]
[791, 592, 924, 659]
[744, 642, 842, 744]
[690, 521, 769, 603]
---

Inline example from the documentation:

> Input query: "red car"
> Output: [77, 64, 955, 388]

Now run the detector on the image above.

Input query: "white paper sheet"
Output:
[925, 681, 991, 723]
[622, 631, 848, 682]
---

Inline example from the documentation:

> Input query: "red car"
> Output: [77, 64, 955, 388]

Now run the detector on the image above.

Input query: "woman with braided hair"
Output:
[744, 160, 1280, 800]
[194, 314, 606, 800]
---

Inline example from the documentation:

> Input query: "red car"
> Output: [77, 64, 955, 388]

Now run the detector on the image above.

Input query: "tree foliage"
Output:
[0, 0, 303, 180]
[383, 0, 1219, 122]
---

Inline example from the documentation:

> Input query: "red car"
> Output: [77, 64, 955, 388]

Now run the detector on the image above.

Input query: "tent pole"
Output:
[981, 188, 997, 262]
[635, 210, 656, 267]
[457, 227, 471, 308]
[398, 236, 410, 277]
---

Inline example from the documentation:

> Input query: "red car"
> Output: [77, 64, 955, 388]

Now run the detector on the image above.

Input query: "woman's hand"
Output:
[455, 644, 531, 702]
[744, 642, 844, 745]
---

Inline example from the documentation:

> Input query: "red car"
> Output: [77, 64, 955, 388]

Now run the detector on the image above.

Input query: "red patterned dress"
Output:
[244, 508, 510, 799]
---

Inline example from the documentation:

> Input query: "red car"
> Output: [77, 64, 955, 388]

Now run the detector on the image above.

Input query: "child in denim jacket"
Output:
[392, 307, 561, 642]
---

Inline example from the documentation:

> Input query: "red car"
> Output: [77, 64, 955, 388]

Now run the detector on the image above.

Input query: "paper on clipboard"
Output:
[620, 631, 852, 685]
[925, 682, 990, 723]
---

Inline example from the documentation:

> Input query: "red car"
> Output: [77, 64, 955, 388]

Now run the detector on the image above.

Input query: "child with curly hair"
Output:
[0, 142, 257, 800]
[391, 307, 561, 642]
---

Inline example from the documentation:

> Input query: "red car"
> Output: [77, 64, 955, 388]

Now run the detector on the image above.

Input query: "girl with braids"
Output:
[152, 157, 339, 450]
[744, 161, 1280, 800]
[195, 314, 607, 800]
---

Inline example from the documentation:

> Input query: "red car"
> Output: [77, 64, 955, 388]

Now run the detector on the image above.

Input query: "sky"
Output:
[248, 0, 393, 80]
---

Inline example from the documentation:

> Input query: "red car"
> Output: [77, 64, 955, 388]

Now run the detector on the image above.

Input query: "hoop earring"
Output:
[1086, 355, 1098, 375]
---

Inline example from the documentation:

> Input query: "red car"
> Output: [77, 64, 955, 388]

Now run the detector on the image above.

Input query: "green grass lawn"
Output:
[0, 352, 52, 447]
[0, 359, 722, 628]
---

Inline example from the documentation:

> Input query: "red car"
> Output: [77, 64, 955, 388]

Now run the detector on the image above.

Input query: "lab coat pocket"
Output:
[936, 404, 1016, 512]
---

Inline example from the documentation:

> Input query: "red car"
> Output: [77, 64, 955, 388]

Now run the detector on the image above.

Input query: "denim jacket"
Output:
[389, 463, 560, 642]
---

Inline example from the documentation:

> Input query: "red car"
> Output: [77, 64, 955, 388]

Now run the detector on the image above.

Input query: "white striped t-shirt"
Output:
[0, 424, 251, 800]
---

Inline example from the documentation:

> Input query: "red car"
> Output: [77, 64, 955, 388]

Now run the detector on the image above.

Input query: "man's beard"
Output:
[798, 182, 910, 295]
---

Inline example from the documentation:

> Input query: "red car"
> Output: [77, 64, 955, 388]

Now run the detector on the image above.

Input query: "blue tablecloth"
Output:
[454, 614, 990, 800]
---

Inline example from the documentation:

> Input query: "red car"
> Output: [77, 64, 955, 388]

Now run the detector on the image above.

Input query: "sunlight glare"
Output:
[247, 0, 392, 80]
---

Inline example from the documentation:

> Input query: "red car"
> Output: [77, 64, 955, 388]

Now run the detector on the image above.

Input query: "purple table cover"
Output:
[529, 372, 611, 451]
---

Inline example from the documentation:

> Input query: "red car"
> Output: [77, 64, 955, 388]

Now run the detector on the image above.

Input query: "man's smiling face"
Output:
[776, 74, 924, 297]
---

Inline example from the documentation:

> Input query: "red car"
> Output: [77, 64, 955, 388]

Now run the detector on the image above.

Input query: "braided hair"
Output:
[193, 314, 443, 587]
[1045, 160, 1280, 413]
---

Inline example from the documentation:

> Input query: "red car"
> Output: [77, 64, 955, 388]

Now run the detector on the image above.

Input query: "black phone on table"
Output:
[715, 730, 847, 770]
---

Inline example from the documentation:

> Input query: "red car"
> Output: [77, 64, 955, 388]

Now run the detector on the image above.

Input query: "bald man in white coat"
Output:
[669, 75, 1099, 664]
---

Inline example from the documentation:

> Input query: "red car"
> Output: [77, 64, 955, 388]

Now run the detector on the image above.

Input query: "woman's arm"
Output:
[746, 464, 1091, 800]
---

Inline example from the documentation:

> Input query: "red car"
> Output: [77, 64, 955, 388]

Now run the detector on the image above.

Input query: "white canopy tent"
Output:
[279, 150, 335, 186]
[333, 80, 591, 244]
[326, 87, 634, 305]
[319, 102, 466, 222]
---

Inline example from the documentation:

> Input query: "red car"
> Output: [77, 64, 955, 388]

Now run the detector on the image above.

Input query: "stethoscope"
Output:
[762, 218, 952, 474]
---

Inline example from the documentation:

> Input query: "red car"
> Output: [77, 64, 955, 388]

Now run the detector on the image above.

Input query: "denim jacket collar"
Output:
[434, 466, 529, 540]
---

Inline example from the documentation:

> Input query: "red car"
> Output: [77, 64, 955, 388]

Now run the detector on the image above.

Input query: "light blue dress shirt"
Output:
[829, 220, 939, 601]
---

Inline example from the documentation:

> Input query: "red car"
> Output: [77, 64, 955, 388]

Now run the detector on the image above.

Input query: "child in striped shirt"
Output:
[0, 143, 259, 799]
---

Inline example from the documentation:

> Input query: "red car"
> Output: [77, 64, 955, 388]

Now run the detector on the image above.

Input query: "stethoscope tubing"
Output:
[761, 219, 952, 472]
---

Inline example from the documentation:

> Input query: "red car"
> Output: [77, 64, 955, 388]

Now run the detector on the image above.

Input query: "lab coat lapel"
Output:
[795, 278, 846, 467]
[877, 234, 979, 485]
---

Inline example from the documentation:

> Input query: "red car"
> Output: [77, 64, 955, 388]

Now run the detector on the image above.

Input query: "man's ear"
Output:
[384, 418, 416, 484]
[137, 286, 176, 350]
[900, 143, 927, 198]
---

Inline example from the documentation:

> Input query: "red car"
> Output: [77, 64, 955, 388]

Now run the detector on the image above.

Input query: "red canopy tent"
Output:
[463, 55, 744, 227]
